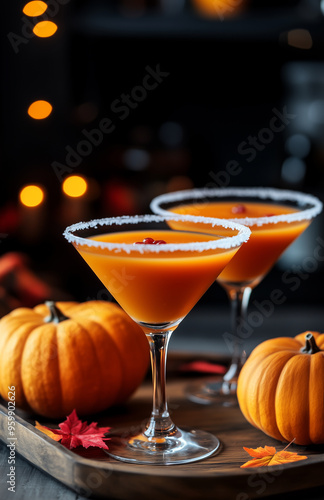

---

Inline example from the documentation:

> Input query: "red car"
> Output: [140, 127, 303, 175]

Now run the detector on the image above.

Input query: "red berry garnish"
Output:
[134, 237, 166, 245]
[231, 205, 246, 214]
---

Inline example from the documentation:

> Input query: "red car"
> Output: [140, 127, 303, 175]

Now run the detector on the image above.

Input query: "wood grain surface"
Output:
[1, 358, 324, 500]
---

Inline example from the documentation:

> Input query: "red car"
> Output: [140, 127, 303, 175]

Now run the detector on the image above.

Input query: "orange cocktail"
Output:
[150, 187, 323, 405]
[77, 230, 238, 328]
[170, 201, 310, 287]
[63, 214, 250, 465]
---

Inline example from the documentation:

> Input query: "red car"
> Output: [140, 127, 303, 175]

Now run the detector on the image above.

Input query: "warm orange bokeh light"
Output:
[33, 21, 58, 38]
[192, 0, 248, 18]
[23, 1, 48, 16]
[19, 185, 45, 207]
[28, 100, 53, 119]
[62, 176, 88, 198]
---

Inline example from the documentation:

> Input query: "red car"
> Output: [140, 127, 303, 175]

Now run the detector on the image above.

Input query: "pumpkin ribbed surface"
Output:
[237, 331, 324, 445]
[0, 301, 149, 418]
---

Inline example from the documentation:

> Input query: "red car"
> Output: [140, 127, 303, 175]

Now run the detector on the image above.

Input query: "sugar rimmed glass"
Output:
[150, 187, 323, 406]
[63, 214, 250, 465]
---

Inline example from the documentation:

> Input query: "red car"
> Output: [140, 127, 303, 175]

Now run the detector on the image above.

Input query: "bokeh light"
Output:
[281, 157, 306, 185]
[33, 21, 58, 38]
[285, 134, 311, 158]
[23, 1, 47, 16]
[28, 100, 53, 119]
[192, 0, 247, 18]
[287, 29, 313, 49]
[159, 121, 184, 147]
[19, 185, 45, 207]
[123, 148, 150, 171]
[62, 176, 88, 198]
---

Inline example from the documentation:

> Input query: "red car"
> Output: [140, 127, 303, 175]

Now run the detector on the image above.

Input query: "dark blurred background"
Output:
[1, 0, 324, 316]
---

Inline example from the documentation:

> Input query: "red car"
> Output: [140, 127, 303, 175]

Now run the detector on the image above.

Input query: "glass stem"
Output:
[222, 286, 252, 393]
[144, 331, 175, 439]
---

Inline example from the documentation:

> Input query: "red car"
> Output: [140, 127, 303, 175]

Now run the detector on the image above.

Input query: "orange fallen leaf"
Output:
[240, 440, 308, 468]
[35, 421, 62, 441]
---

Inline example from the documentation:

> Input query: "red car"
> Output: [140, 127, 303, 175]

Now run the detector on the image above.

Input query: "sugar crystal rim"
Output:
[63, 214, 251, 254]
[150, 187, 323, 227]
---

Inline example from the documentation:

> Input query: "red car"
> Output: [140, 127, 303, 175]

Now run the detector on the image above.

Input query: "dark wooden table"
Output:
[1, 440, 324, 500]
[1, 304, 324, 500]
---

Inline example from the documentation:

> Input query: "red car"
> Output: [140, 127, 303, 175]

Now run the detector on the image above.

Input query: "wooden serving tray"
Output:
[1, 359, 324, 499]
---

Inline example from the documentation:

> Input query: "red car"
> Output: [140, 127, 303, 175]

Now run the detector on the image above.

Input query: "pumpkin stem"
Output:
[44, 301, 69, 324]
[301, 333, 321, 354]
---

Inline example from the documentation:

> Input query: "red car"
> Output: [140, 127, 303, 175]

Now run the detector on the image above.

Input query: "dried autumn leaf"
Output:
[240, 442, 308, 468]
[35, 421, 62, 441]
[35, 409, 111, 450]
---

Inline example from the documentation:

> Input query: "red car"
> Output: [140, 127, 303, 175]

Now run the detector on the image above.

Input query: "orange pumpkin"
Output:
[237, 331, 324, 445]
[0, 301, 149, 418]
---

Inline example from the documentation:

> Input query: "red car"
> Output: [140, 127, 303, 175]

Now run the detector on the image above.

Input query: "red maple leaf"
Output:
[35, 409, 111, 450]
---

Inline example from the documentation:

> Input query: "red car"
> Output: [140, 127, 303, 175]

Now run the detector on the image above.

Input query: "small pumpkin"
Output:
[0, 301, 149, 418]
[237, 331, 324, 445]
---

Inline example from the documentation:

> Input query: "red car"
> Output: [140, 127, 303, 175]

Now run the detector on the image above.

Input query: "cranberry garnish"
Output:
[231, 205, 246, 214]
[134, 237, 166, 245]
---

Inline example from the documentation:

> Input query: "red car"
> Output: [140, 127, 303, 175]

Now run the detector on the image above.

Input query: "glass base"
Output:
[185, 378, 238, 407]
[105, 426, 220, 465]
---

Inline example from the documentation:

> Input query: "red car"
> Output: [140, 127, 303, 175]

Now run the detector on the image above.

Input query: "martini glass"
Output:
[150, 187, 323, 406]
[63, 214, 250, 465]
